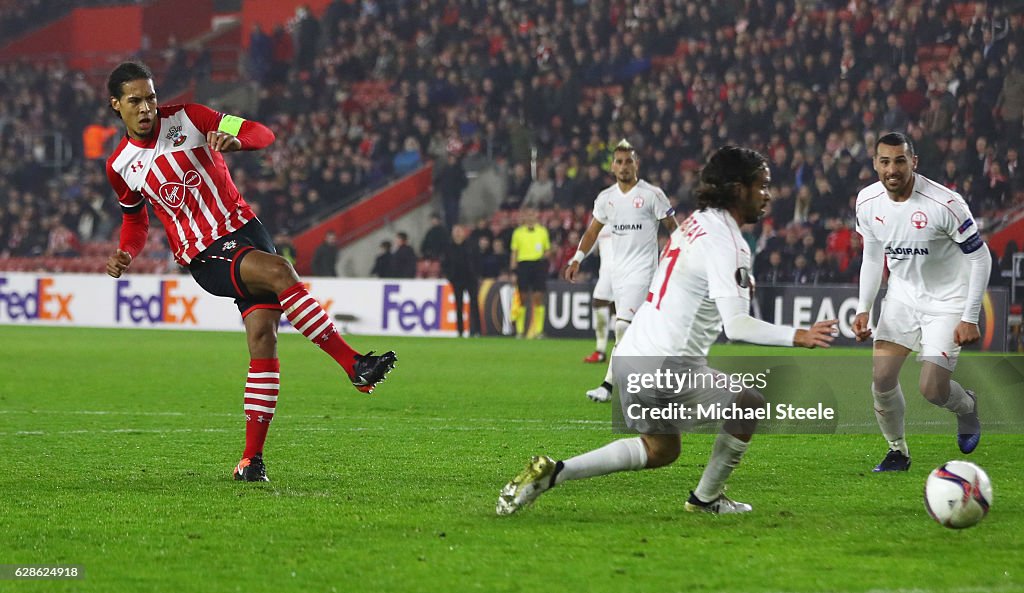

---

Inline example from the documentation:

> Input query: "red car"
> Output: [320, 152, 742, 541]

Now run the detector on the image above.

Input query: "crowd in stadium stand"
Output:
[0, 0, 1021, 283]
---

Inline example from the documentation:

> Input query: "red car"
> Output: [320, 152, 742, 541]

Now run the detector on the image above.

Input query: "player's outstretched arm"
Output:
[717, 296, 836, 349]
[854, 237, 884, 341]
[564, 219, 604, 282]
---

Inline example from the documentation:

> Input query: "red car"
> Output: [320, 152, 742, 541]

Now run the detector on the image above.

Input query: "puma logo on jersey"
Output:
[875, 216, 885, 224]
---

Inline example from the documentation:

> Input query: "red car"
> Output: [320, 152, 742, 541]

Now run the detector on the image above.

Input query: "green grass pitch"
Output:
[1, 326, 1021, 593]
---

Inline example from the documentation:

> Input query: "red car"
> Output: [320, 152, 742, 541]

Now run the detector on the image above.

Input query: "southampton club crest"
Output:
[911, 210, 928, 229]
[165, 124, 187, 147]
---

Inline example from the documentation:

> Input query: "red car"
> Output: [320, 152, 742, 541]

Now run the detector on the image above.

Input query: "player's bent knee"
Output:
[641, 435, 680, 468]
[872, 370, 900, 392]
[919, 378, 949, 403]
[262, 254, 300, 288]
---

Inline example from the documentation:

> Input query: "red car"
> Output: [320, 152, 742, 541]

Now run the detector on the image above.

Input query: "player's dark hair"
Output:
[107, 61, 154, 100]
[876, 132, 915, 156]
[695, 146, 768, 211]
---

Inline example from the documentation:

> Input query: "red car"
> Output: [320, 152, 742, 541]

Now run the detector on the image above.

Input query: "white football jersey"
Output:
[592, 179, 674, 286]
[855, 175, 982, 315]
[596, 223, 615, 275]
[617, 209, 751, 358]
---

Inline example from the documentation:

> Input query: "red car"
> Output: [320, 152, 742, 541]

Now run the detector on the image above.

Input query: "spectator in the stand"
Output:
[270, 25, 294, 84]
[82, 107, 118, 167]
[292, 5, 320, 73]
[1005, 147, 1022, 193]
[984, 161, 1010, 211]
[442, 224, 482, 337]
[248, 25, 272, 85]
[523, 165, 554, 209]
[502, 162, 532, 210]
[995, 60, 1024, 146]
[808, 248, 839, 285]
[842, 234, 864, 282]
[882, 95, 910, 132]
[392, 232, 417, 278]
[492, 238, 511, 280]
[792, 254, 811, 285]
[435, 152, 468, 229]
[371, 240, 392, 278]
[941, 158, 963, 191]
[551, 163, 576, 209]
[44, 217, 79, 257]
[420, 213, 448, 261]
[468, 217, 494, 245]
[756, 251, 789, 284]
[477, 235, 501, 279]
[312, 230, 340, 277]
[393, 136, 423, 176]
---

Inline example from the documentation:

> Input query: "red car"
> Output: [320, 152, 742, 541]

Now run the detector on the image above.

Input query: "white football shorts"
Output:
[874, 297, 962, 371]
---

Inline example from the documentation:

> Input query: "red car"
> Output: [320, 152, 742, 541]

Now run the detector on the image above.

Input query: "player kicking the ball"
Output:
[852, 132, 988, 472]
[104, 62, 396, 482]
[498, 147, 837, 516]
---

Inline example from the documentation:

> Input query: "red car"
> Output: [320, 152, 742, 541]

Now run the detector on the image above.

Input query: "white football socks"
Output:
[942, 380, 975, 416]
[693, 432, 749, 502]
[873, 383, 908, 456]
[594, 305, 610, 353]
[601, 318, 632, 385]
[554, 437, 648, 485]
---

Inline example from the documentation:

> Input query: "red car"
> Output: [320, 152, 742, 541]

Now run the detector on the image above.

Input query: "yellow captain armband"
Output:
[218, 114, 245, 136]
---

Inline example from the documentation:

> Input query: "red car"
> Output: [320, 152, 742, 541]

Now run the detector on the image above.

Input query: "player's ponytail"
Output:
[695, 146, 768, 211]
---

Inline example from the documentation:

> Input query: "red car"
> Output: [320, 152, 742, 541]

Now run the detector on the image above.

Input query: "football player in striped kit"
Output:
[104, 62, 396, 482]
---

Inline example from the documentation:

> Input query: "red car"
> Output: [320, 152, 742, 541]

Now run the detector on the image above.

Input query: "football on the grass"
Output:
[924, 461, 993, 529]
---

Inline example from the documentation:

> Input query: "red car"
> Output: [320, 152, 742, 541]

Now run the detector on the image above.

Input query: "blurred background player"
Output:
[565, 140, 678, 402]
[498, 146, 837, 516]
[852, 132, 988, 472]
[104, 61, 397, 482]
[509, 208, 551, 339]
[583, 224, 615, 364]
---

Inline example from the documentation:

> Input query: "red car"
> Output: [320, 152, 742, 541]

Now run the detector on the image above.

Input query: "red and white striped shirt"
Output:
[106, 104, 261, 265]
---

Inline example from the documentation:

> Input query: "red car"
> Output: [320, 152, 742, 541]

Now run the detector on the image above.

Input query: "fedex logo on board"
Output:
[115, 279, 197, 324]
[0, 277, 74, 321]
[382, 284, 464, 332]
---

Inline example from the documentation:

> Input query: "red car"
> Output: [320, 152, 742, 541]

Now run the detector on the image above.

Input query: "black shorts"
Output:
[515, 260, 547, 293]
[188, 219, 282, 317]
